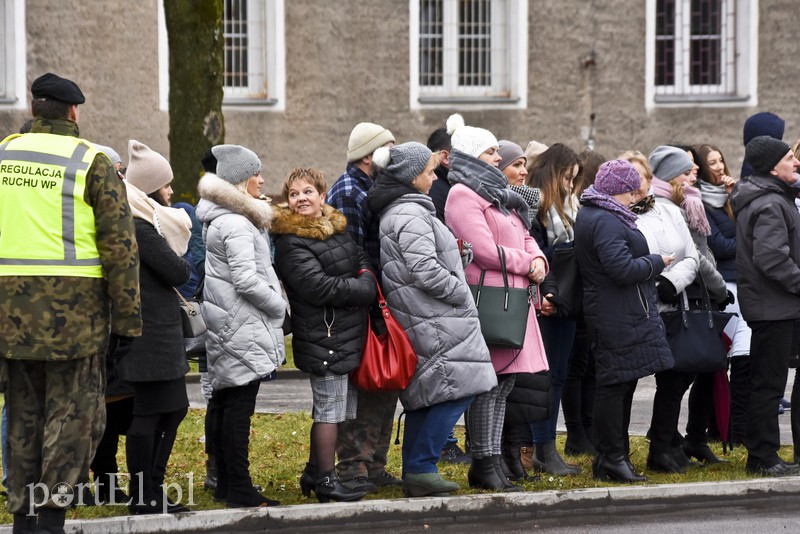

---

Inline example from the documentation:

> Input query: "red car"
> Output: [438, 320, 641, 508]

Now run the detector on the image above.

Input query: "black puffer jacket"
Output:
[117, 219, 191, 383]
[272, 205, 376, 376]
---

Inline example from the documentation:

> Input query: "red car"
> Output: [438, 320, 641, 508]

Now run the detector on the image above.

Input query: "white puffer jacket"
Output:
[196, 173, 286, 390]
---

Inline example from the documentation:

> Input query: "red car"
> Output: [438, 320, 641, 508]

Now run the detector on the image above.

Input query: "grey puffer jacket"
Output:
[369, 180, 496, 411]
[196, 173, 286, 390]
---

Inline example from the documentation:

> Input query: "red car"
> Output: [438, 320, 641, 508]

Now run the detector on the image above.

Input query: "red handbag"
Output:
[350, 270, 418, 391]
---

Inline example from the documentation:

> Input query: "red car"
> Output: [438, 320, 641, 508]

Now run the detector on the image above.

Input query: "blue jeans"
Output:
[402, 396, 474, 475]
[531, 316, 577, 443]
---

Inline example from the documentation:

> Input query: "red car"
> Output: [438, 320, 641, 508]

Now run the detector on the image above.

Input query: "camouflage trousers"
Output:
[5, 352, 105, 514]
[336, 389, 399, 480]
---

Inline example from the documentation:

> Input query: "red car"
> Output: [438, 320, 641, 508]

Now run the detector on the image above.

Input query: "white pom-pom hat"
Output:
[445, 113, 499, 159]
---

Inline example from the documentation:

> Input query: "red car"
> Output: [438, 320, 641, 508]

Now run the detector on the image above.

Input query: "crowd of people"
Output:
[3, 72, 800, 533]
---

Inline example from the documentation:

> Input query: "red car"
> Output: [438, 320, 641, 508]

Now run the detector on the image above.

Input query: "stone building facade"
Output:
[1, 0, 797, 195]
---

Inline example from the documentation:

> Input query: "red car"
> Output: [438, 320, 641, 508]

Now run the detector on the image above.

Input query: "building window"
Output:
[647, 0, 758, 106]
[410, 0, 528, 109]
[0, 0, 26, 108]
[222, 0, 284, 106]
[158, 0, 285, 111]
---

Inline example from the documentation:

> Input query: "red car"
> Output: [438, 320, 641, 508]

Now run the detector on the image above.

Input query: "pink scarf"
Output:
[650, 177, 711, 236]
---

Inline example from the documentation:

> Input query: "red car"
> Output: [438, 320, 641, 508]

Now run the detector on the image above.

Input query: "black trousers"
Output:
[211, 380, 260, 501]
[91, 397, 134, 478]
[648, 370, 694, 454]
[746, 319, 800, 467]
[594, 379, 637, 458]
[686, 371, 715, 444]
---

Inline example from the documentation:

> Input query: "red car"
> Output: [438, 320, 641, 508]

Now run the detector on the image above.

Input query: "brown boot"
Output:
[520, 445, 534, 470]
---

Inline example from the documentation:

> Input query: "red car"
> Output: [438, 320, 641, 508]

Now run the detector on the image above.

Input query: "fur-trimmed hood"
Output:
[270, 204, 347, 240]
[195, 172, 272, 229]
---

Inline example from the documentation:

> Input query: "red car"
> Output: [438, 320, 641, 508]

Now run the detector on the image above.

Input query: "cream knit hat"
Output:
[125, 140, 173, 194]
[347, 122, 395, 162]
[446, 114, 498, 158]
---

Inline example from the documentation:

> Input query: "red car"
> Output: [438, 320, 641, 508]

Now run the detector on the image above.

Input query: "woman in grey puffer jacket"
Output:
[195, 144, 286, 508]
[367, 142, 497, 498]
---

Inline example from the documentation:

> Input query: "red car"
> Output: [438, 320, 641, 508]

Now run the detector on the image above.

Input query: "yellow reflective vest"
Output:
[0, 132, 103, 277]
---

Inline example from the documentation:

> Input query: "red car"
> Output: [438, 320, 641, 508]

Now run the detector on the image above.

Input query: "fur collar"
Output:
[197, 173, 272, 229]
[270, 204, 347, 240]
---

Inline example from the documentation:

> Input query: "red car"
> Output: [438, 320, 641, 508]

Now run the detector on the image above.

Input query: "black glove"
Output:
[718, 289, 735, 311]
[656, 276, 679, 305]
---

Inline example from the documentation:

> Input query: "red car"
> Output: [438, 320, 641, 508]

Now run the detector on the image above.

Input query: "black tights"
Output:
[310, 422, 338, 474]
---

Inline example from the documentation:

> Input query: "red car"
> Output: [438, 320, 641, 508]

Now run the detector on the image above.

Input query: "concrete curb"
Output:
[11, 476, 800, 533]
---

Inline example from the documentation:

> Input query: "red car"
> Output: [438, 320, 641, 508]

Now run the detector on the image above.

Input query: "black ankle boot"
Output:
[647, 451, 685, 473]
[491, 455, 524, 492]
[13, 513, 36, 534]
[36, 508, 66, 534]
[593, 454, 646, 483]
[468, 456, 507, 490]
[204, 454, 219, 491]
[684, 441, 726, 464]
[564, 431, 597, 456]
[300, 462, 317, 498]
[315, 471, 367, 503]
[501, 444, 529, 481]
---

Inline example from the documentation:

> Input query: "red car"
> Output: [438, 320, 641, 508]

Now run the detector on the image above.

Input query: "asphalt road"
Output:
[188, 368, 797, 444]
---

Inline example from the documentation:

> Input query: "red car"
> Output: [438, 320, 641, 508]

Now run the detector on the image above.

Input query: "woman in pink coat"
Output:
[444, 114, 550, 491]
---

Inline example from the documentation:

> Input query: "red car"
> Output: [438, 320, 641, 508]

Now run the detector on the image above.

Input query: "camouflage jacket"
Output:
[0, 118, 142, 360]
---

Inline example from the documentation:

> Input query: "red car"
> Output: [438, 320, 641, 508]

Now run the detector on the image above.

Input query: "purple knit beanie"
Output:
[594, 159, 641, 195]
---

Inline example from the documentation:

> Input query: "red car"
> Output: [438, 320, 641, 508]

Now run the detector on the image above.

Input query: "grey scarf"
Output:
[699, 180, 728, 209]
[448, 149, 531, 229]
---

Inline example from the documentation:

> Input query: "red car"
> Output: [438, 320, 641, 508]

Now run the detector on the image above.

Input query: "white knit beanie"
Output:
[125, 140, 173, 194]
[347, 122, 395, 162]
[446, 114, 498, 158]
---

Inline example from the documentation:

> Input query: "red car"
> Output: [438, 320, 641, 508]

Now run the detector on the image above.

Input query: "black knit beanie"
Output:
[745, 136, 791, 175]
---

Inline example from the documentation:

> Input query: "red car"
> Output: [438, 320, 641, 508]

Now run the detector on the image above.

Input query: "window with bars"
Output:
[653, 0, 736, 99]
[221, 0, 284, 105]
[413, 0, 526, 106]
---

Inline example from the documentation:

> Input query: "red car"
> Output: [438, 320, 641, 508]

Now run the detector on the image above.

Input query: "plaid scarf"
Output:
[448, 149, 530, 229]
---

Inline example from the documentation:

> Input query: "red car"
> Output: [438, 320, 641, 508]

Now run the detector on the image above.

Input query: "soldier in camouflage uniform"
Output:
[0, 73, 141, 534]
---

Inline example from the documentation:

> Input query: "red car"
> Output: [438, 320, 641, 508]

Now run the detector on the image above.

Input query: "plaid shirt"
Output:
[327, 163, 381, 270]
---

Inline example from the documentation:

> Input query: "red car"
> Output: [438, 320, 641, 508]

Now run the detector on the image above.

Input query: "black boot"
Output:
[683, 441, 726, 464]
[501, 444, 530, 481]
[535, 442, 581, 476]
[95, 473, 130, 505]
[300, 462, 317, 498]
[491, 455, 524, 492]
[151, 430, 189, 513]
[126, 433, 155, 515]
[646, 451, 685, 474]
[315, 471, 367, 503]
[593, 454, 646, 483]
[467, 456, 507, 491]
[204, 454, 219, 491]
[12, 513, 36, 534]
[564, 430, 597, 456]
[36, 508, 66, 534]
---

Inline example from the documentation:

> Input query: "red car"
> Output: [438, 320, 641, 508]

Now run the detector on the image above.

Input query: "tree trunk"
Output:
[164, 0, 225, 203]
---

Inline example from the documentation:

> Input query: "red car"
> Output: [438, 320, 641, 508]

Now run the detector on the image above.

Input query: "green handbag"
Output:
[469, 246, 532, 349]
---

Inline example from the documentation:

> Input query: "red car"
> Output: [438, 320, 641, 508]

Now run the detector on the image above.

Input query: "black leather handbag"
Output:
[550, 241, 582, 319]
[661, 274, 734, 374]
[469, 245, 531, 349]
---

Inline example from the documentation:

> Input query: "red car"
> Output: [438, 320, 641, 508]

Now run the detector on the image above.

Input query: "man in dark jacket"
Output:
[730, 135, 800, 476]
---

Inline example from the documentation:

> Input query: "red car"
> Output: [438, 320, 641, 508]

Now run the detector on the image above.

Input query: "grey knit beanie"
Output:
[373, 142, 432, 185]
[745, 136, 791, 175]
[498, 140, 526, 171]
[212, 144, 262, 185]
[648, 146, 694, 182]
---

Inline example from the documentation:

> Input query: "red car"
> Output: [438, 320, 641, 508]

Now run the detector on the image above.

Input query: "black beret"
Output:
[30, 73, 85, 105]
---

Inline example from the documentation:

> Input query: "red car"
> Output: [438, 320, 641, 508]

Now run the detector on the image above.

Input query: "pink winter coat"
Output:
[445, 183, 550, 375]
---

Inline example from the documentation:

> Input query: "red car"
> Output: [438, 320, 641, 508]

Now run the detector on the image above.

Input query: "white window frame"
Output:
[645, 0, 758, 109]
[158, 0, 285, 112]
[0, 0, 27, 109]
[409, 0, 528, 110]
